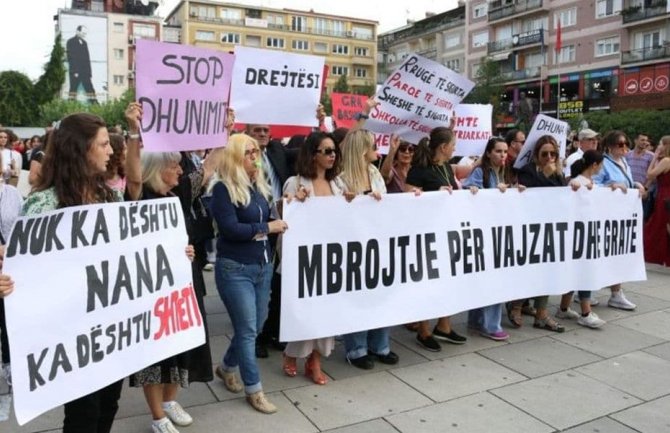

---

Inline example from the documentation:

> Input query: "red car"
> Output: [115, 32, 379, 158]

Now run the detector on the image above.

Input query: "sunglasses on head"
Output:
[316, 147, 337, 156]
[540, 150, 558, 158]
[398, 145, 415, 153]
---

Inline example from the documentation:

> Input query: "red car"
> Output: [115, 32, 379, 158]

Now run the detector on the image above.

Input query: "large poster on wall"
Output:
[59, 14, 108, 104]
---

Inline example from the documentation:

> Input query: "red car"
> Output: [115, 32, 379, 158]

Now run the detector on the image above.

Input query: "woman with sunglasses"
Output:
[280, 131, 345, 384]
[380, 135, 414, 193]
[462, 137, 515, 340]
[404, 126, 467, 352]
[591, 131, 645, 310]
[510, 135, 566, 332]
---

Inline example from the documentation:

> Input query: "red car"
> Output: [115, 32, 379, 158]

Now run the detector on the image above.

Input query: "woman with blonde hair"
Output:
[209, 133, 288, 414]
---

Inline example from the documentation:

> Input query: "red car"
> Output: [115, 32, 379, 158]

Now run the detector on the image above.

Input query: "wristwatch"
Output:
[354, 112, 369, 121]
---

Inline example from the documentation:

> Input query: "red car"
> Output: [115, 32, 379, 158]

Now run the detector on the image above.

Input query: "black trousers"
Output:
[63, 380, 124, 433]
[0, 298, 9, 364]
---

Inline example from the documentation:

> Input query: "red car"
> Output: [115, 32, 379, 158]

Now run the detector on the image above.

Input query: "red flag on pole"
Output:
[555, 20, 562, 53]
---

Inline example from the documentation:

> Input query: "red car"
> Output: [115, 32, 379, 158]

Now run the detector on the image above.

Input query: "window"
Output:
[473, 3, 488, 19]
[314, 42, 328, 53]
[113, 48, 124, 60]
[267, 15, 284, 27]
[113, 22, 124, 33]
[246, 35, 261, 47]
[191, 5, 215, 18]
[554, 8, 577, 28]
[471, 63, 481, 79]
[195, 30, 215, 42]
[292, 16, 307, 32]
[640, 30, 662, 49]
[133, 23, 156, 39]
[315, 18, 327, 35]
[220, 8, 241, 19]
[332, 44, 349, 55]
[292, 40, 309, 50]
[355, 68, 367, 78]
[444, 33, 461, 49]
[332, 20, 345, 36]
[221, 33, 240, 44]
[525, 51, 545, 68]
[332, 66, 349, 76]
[556, 45, 576, 63]
[352, 26, 373, 40]
[113, 75, 124, 85]
[595, 0, 622, 18]
[522, 17, 548, 32]
[595, 36, 620, 56]
[354, 47, 369, 56]
[472, 30, 489, 48]
[444, 58, 461, 72]
[266, 37, 285, 48]
[496, 25, 512, 40]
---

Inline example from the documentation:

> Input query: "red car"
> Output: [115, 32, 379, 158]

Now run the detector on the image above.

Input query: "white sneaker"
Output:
[577, 312, 606, 329]
[203, 263, 214, 272]
[608, 290, 636, 311]
[152, 418, 180, 433]
[573, 296, 599, 307]
[163, 401, 193, 426]
[556, 307, 580, 320]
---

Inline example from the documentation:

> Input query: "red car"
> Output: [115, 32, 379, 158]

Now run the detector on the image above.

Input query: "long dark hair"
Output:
[570, 149, 604, 178]
[480, 137, 510, 186]
[602, 130, 629, 154]
[105, 133, 126, 180]
[295, 131, 340, 181]
[37, 113, 115, 207]
[412, 127, 454, 168]
[531, 135, 559, 165]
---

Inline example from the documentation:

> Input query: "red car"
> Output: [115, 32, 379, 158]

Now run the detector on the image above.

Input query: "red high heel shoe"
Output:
[305, 354, 327, 385]
[282, 354, 297, 377]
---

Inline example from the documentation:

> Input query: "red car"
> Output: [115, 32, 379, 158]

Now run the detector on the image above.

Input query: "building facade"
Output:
[164, 1, 378, 94]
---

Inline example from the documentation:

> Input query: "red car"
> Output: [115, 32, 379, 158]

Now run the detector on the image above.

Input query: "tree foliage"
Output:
[34, 33, 66, 106]
[39, 89, 135, 128]
[463, 57, 504, 126]
[0, 71, 39, 125]
[333, 75, 350, 93]
[567, 109, 670, 143]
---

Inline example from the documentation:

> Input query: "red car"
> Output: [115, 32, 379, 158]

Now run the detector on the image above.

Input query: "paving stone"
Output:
[611, 395, 670, 433]
[205, 312, 233, 337]
[643, 341, 670, 361]
[386, 392, 553, 433]
[577, 351, 670, 401]
[614, 310, 670, 340]
[116, 380, 217, 419]
[0, 405, 62, 433]
[491, 371, 641, 430]
[560, 417, 639, 433]
[283, 371, 432, 431]
[323, 419, 398, 433]
[551, 323, 665, 358]
[479, 337, 602, 378]
[391, 353, 526, 402]
[584, 292, 670, 322]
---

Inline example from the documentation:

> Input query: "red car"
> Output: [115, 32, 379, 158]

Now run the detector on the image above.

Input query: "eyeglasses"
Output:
[398, 145, 415, 153]
[251, 127, 269, 134]
[244, 148, 259, 157]
[615, 141, 628, 148]
[316, 148, 337, 156]
[540, 150, 558, 158]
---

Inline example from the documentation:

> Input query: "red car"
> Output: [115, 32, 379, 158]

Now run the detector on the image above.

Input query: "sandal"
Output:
[282, 354, 297, 377]
[533, 316, 565, 333]
[404, 322, 420, 332]
[506, 302, 523, 328]
[521, 304, 537, 317]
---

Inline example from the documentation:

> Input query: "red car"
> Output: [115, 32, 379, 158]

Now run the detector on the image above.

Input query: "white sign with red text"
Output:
[453, 104, 492, 157]
[514, 114, 569, 168]
[4, 198, 204, 425]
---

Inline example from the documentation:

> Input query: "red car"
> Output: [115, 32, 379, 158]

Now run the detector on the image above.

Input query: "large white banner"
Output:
[365, 54, 475, 144]
[280, 188, 645, 341]
[230, 46, 324, 126]
[514, 114, 568, 169]
[453, 104, 493, 157]
[4, 198, 205, 425]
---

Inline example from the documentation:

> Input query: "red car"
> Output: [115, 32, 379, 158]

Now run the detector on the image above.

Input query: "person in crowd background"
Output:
[644, 135, 670, 266]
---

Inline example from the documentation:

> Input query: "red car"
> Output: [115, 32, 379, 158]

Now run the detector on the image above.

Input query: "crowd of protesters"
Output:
[0, 96, 667, 433]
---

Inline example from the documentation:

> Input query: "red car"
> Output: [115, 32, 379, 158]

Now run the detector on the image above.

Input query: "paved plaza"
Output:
[2, 265, 670, 433]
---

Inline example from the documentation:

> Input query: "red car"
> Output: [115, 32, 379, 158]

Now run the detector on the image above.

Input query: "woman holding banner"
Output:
[462, 137, 514, 341]
[21, 104, 142, 433]
[209, 133, 288, 414]
[512, 135, 566, 333]
[281, 131, 345, 384]
[339, 129, 399, 369]
[404, 126, 467, 352]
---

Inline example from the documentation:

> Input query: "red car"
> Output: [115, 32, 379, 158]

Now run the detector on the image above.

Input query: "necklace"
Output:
[432, 163, 452, 186]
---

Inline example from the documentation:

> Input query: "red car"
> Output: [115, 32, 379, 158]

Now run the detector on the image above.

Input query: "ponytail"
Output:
[412, 137, 432, 167]
[570, 149, 604, 178]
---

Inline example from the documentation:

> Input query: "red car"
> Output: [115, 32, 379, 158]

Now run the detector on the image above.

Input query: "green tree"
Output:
[320, 93, 332, 116]
[34, 33, 66, 106]
[567, 109, 670, 143]
[352, 83, 376, 96]
[463, 57, 504, 129]
[333, 75, 350, 93]
[0, 71, 38, 126]
[39, 89, 136, 128]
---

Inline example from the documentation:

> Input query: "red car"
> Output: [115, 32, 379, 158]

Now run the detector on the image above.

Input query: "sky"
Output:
[0, 0, 459, 81]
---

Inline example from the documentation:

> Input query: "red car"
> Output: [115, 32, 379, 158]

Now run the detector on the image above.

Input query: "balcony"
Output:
[500, 66, 541, 82]
[488, 0, 544, 22]
[488, 29, 544, 54]
[622, 4, 669, 24]
[417, 48, 438, 60]
[621, 45, 670, 64]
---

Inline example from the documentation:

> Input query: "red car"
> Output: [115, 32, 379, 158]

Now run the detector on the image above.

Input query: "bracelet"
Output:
[127, 133, 140, 140]
[354, 112, 369, 121]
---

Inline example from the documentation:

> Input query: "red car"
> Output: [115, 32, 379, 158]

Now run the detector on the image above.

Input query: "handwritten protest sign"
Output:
[365, 54, 474, 144]
[280, 188, 645, 341]
[230, 46, 324, 126]
[374, 133, 393, 155]
[453, 104, 492, 157]
[514, 114, 568, 169]
[136, 39, 234, 151]
[331, 93, 367, 129]
[4, 198, 204, 425]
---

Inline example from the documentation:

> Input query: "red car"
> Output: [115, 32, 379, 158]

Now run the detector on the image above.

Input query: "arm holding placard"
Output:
[380, 135, 400, 184]
[350, 98, 378, 132]
[125, 102, 143, 201]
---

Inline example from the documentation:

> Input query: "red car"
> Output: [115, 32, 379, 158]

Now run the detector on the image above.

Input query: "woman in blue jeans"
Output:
[209, 133, 288, 414]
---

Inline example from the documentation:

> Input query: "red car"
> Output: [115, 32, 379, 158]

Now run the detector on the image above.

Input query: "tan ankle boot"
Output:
[215, 365, 243, 393]
[246, 391, 277, 414]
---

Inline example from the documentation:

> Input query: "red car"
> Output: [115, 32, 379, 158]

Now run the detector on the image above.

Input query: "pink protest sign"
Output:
[136, 39, 235, 151]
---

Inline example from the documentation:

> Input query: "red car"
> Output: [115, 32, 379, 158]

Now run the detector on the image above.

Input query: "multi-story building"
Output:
[164, 1, 378, 94]
[377, 5, 466, 84]
[57, 0, 162, 102]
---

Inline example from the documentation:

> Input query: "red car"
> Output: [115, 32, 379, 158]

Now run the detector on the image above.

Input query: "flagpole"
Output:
[555, 20, 562, 120]
[539, 27, 544, 114]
